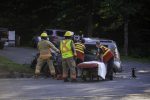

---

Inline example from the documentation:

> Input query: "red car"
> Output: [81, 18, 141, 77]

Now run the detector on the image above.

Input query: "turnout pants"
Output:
[35, 57, 55, 75]
[62, 57, 76, 80]
[106, 57, 114, 79]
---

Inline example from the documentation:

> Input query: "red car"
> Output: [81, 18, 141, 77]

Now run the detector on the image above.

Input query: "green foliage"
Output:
[99, 0, 141, 31]
[0, 0, 143, 34]
[121, 55, 150, 63]
[0, 0, 150, 57]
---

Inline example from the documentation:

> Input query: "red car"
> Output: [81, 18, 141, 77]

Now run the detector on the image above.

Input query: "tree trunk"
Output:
[124, 17, 129, 56]
[87, 14, 93, 37]
[87, 0, 94, 37]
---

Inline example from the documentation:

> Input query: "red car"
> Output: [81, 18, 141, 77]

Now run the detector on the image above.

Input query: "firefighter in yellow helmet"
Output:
[60, 31, 77, 82]
[35, 32, 60, 78]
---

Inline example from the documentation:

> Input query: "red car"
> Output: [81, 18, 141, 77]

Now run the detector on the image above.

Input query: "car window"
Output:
[56, 31, 66, 37]
[85, 44, 97, 55]
[84, 37, 121, 63]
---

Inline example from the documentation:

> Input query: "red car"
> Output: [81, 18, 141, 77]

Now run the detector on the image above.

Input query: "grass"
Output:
[0, 54, 149, 74]
[121, 55, 150, 63]
[0, 55, 34, 73]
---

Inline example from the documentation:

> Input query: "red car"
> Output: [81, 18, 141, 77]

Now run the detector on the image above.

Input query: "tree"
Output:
[100, 0, 141, 56]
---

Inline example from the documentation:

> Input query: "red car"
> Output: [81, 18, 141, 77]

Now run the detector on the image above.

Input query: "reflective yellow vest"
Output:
[60, 39, 74, 59]
[75, 42, 85, 54]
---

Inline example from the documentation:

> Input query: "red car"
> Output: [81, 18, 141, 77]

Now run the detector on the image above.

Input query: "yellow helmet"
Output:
[64, 31, 73, 36]
[41, 32, 48, 37]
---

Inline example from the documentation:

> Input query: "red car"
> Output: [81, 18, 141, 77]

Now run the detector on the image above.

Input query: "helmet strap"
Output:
[41, 37, 47, 40]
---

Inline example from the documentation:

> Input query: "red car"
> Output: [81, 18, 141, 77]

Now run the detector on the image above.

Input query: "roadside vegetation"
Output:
[0, 55, 149, 73]
[121, 55, 150, 63]
[0, 55, 33, 74]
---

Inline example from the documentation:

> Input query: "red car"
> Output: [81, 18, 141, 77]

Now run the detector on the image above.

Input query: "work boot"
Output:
[64, 78, 69, 82]
[56, 75, 63, 80]
[51, 74, 57, 79]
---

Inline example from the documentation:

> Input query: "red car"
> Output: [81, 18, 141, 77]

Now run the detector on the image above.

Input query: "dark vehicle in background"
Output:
[83, 37, 122, 72]
[45, 29, 67, 36]
[32, 29, 74, 48]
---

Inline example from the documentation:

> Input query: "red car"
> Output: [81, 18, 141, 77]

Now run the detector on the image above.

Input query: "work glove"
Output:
[74, 52, 77, 57]
[56, 50, 60, 54]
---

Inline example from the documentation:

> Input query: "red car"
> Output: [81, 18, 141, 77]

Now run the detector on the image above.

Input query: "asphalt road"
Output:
[0, 47, 150, 100]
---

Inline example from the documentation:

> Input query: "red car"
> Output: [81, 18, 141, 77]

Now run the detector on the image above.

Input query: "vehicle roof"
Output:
[45, 29, 74, 35]
[83, 37, 118, 51]
[83, 37, 115, 44]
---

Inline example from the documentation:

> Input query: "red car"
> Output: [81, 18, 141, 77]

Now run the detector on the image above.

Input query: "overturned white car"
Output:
[76, 37, 122, 81]
[83, 37, 122, 72]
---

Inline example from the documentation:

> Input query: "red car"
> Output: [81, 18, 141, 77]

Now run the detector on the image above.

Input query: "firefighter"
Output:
[35, 32, 60, 78]
[75, 39, 86, 64]
[74, 39, 86, 77]
[96, 42, 114, 80]
[60, 31, 77, 82]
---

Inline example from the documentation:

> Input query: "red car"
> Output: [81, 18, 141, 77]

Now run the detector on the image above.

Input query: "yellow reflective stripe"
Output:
[75, 43, 84, 47]
[76, 45, 83, 49]
[75, 47, 84, 53]
[75, 43, 85, 49]
[100, 45, 110, 57]
[75, 49, 84, 53]
[102, 49, 110, 57]
[75, 46, 83, 50]
[100, 45, 108, 51]
[66, 40, 72, 49]
[75, 43, 84, 53]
